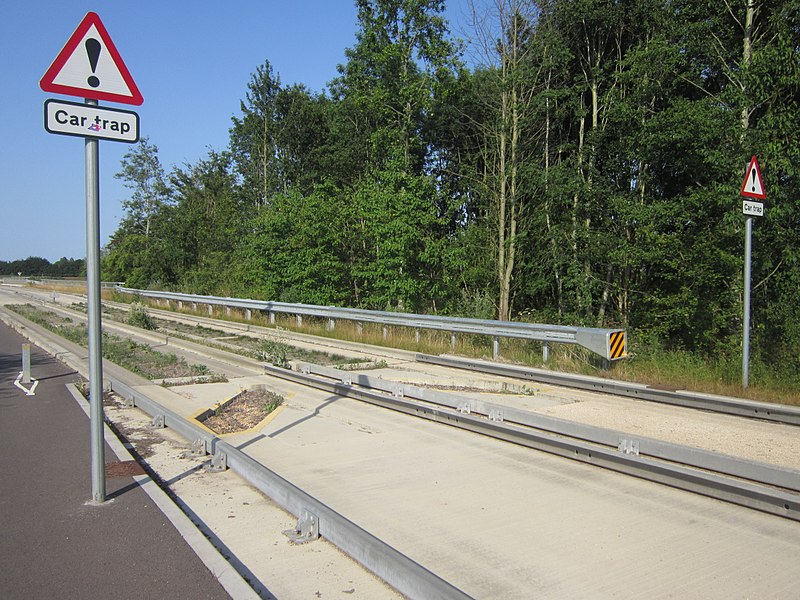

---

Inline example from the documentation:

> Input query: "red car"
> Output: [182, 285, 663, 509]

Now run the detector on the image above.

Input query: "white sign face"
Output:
[742, 200, 764, 217]
[45, 99, 139, 143]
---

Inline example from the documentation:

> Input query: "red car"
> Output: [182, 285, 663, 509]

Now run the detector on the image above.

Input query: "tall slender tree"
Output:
[114, 137, 170, 239]
[230, 61, 283, 210]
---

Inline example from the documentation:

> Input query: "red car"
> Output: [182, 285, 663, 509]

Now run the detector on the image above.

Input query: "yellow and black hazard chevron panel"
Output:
[609, 331, 627, 360]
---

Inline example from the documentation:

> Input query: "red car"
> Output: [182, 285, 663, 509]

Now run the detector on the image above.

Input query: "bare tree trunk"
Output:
[741, 0, 755, 132]
[470, 0, 539, 321]
[497, 85, 510, 320]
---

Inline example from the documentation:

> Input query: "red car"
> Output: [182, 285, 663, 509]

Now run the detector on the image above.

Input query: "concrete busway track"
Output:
[71, 291, 800, 471]
[0, 297, 426, 599]
[3, 285, 800, 597]
[7, 285, 800, 474]
[280, 362, 800, 520]
[60, 287, 800, 429]
[139, 303, 800, 474]
[417, 354, 800, 426]
[23, 285, 800, 422]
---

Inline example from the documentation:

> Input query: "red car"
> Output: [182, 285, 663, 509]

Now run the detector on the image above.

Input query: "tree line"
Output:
[103, 0, 800, 372]
[1, 256, 85, 277]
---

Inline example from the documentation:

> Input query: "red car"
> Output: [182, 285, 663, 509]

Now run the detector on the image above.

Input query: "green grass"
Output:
[8, 304, 225, 382]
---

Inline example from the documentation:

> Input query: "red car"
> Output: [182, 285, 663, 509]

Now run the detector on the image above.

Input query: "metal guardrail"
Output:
[109, 378, 472, 600]
[0, 304, 470, 599]
[115, 287, 627, 362]
[416, 354, 800, 427]
[269, 364, 800, 522]
[298, 363, 800, 492]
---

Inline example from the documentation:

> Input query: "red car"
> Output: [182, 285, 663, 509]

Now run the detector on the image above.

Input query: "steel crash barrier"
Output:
[115, 287, 627, 362]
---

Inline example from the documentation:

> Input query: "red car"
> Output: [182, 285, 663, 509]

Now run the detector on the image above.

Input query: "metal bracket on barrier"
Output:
[205, 450, 228, 472]
[457, 401, 471, 414]
[488, 409, 504, 423]
[190, 438, 207, 456]
[392, 386, 404, 398]
[618, 438, 640, 456]
[283, 509, 320, 544]
[121, 395, 135, 408]
[151, 414, 165, 428]
[299, 364, 311, 374]
[341, 375, 352, 386]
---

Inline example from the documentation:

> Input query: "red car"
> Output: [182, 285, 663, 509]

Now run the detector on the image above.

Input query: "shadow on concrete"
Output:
[264, 394, 341, 440]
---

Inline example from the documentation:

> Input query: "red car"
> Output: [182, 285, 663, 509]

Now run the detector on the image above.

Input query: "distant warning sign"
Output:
[40, 12, 143, 105]
[740, 156, 766, 200]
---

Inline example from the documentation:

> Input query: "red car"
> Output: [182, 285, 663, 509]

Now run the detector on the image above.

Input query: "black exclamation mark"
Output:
[751, 168, 757, 192]
[85, 38, 101, 88]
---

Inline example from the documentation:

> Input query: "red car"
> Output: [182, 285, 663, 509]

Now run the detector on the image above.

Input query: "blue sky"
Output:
[1, 1, 478, 262]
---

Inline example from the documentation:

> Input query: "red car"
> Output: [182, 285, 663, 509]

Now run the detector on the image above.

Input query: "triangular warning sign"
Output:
[740, 156, 766, 199]
[40, 12, 143, 106]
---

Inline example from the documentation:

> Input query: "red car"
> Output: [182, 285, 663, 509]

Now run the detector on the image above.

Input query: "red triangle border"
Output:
[40, 12, 143, 106]
[740, 156, 766, 200]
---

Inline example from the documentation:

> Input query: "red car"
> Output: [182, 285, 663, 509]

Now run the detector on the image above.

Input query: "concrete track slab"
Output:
[104, 399, 404, 600]
[4, 291, 799, 599]
[222, 379, 800, 599]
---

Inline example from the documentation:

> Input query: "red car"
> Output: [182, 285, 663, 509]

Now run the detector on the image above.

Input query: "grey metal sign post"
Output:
[742, 215, 753, 389]
[40, 11, 143, 503]
[85, 98, 105, 502]
[739, 156, 766, 390]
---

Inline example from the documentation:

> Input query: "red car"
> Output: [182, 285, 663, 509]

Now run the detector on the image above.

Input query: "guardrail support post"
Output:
[492, 337, 500, 360]
[269, 312, 276, 324]
[177, 300, 183, 309]
[296, 315, 303, 327]
[225, 306, 231, 316]
[245, 309, 252, 320]
[356, 322, 363, 336]
[450, 332, 457, 351]
[208, 304, 213, 315]
[192, 302, 197, 311]
[383, 326, 389, 340]
[328, 318, 335, 331]
[543, 342, 550, 363]
[415, 329, 420, 343]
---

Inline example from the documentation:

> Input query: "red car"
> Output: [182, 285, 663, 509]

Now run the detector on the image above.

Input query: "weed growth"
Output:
[127, 302, 156, 330]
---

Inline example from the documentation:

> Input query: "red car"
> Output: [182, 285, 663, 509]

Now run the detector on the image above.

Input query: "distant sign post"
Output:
[739, 156, 766, 390]
[40, 11, 143, 504]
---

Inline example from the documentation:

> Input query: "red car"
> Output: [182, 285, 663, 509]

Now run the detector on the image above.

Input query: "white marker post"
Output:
[22, 344, 31, 385]
[40, 12, 143, 503]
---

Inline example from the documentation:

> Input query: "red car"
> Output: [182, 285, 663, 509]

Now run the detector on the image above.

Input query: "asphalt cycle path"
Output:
[0, 322, 233, 599]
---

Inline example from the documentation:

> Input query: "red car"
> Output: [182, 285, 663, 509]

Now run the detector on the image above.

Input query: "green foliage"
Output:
[262, 391, 284, 414]
[127, 303, 156, 330]
[102, 0, 800, 386]
[8, 304, 219, 380]
[0, 256, 84, 277]
[257, 338, 290, 369]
